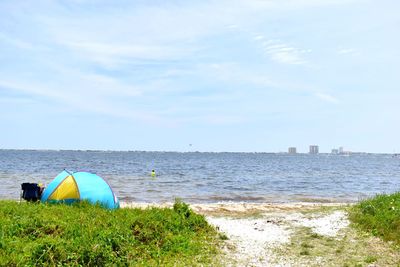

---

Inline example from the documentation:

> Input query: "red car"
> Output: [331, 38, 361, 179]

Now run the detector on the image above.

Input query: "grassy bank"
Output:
[349, 192, 400, 244]
[0, 200, 220, 266]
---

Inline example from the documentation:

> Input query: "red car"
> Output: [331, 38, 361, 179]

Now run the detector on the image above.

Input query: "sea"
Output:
[1, 150, 399, 203]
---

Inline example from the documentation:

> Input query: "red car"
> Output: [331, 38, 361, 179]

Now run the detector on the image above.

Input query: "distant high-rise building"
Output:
[331, 149, 339, 154]
[288, 147, 297, 154]
[309, 145, 319, 154]
[339, 147, 344, 154]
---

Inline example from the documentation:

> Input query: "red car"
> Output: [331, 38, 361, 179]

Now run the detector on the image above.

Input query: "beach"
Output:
[122, 202, 400, 266]
[2, 150, 400, 265]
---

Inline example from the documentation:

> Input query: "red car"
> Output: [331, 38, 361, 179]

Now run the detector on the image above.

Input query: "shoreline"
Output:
[120, 201, 351, 215]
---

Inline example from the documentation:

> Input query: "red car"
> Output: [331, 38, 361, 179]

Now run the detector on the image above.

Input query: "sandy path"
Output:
[207, 216, 292, 266]
[203, 205, 349, 266]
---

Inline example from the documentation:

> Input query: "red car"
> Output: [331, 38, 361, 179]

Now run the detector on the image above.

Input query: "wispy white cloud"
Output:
[0, 78, 159, 123]
[0, 96, 35, 104]
[245, 0, 360, 10]
[196, 114, 247, 125]
[253, 35, 264, 41]
[0, 32, 35, 50]
[0, 0, 382, 127]
[315, 92, 339, 104]
[0, 80, 71, 101]
[63, 41, 197, 68]
[206, 63, 276, 87]
[337, 48, 359, 55]
[262, 40, 310, 65]
[32, 0, 355, 69]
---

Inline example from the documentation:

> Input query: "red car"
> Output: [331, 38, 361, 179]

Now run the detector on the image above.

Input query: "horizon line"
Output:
[0, 148, 394, 155]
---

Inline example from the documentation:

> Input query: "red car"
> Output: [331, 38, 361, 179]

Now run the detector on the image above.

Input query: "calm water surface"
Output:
[1, 150, 399, 203]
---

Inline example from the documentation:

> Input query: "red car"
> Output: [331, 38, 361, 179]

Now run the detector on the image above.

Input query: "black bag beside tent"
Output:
[21, 183, 42, 202]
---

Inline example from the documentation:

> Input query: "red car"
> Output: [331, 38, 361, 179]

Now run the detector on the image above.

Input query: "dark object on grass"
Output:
[21, 183, 43, 202]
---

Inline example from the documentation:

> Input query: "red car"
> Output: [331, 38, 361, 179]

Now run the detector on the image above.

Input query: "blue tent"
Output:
[41, 170, 119, 209]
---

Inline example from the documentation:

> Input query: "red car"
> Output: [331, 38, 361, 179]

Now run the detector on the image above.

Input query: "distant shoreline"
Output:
[0, 148, 392, 155]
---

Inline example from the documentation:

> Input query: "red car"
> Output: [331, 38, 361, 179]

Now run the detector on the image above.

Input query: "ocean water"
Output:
[1, 150, 399, 203]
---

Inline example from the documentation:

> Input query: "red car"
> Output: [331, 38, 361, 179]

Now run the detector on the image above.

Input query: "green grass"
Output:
[349, 192, 400, 244]
[0, 200, 220, 266]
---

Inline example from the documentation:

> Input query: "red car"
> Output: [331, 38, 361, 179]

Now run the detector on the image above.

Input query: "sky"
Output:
[0, 0, 399, 153]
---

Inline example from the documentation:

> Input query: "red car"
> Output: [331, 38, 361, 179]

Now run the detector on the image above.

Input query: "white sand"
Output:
[288, 211, 349, 237]
[206, 210, 349, 266]
[207, 216, 291, 266]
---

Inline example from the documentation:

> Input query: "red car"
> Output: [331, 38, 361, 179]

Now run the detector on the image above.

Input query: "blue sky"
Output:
[0, 0, 399, 153]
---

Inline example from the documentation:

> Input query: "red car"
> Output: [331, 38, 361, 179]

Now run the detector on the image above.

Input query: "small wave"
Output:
[120, 196, 138, 202]
[208, 195, 266, 202]
[292, 196, 353, 203]
[146, 189, 162, 193]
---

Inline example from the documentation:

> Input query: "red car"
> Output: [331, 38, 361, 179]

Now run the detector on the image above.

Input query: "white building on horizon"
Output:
[309, 145, 319, 154]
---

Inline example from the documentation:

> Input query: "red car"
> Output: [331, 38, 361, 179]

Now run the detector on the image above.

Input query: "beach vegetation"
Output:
[349, 192, 400, 244]
[299, 249, 310, 256]
[0, 200, 220, 266]
[218, 233, 229, 240]
[300, 242, 314, 249]
[364, 255, 377, 264]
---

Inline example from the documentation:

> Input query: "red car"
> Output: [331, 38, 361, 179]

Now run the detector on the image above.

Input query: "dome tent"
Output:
[41, 170, 119, 209]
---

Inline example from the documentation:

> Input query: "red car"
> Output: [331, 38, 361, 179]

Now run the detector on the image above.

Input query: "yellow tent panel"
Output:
[48, 175, 80, 200]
